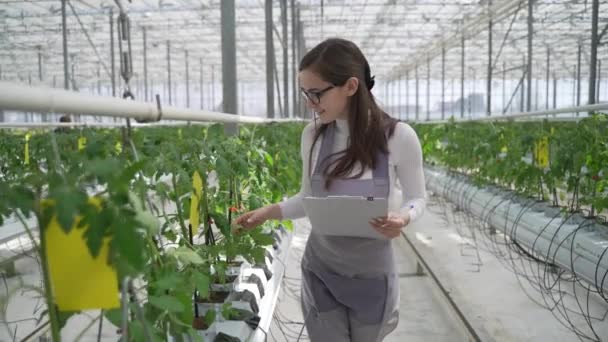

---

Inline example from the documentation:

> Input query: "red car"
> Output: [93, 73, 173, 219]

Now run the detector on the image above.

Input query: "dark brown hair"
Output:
[301, 38, 398, 187]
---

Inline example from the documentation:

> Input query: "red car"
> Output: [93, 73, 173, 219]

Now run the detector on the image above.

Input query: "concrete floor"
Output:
[269, 194, 608, 342]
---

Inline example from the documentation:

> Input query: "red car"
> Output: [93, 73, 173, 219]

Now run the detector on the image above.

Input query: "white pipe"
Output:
[412, 103, 608, 124]
[0, 81, 294, 124]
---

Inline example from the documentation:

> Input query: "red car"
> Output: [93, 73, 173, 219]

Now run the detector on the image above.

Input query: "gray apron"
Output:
[301, 122, 399, 342]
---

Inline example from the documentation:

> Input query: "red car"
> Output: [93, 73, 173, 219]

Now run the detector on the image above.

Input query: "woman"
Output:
[235, 38, 426, 342]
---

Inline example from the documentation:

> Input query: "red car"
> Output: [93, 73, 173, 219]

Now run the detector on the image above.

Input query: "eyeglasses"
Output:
[300, 85, 335, 105]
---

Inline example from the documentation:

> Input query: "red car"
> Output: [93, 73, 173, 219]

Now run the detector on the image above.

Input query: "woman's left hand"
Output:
[370, 212, 410, 239]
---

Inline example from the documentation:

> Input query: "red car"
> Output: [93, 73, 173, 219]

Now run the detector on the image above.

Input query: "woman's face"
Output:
[298, 69, 358, 124]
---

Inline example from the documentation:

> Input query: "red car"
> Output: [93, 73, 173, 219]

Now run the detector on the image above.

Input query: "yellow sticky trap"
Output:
[189, 171, 203, 236]
[501, 146, 508, 153]
[534, 137, 549, 168]
[24, 133, 31, 165]
[178, 129, 183, 140]
[44, 199, 119, 311]
[78, 137, 87, 151]
[115, 141, 123, 155]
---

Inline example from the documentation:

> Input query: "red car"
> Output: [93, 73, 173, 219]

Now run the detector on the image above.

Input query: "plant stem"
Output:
[171, 173, 189, 242]
[37, 217, 61, 341]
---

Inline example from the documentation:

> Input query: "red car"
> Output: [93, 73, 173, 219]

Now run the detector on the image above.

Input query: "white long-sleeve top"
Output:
[279, 118, 427, 223]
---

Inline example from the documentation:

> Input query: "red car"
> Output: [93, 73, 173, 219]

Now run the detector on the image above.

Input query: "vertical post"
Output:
[415, 65, 419, 121]
[451, 78, 455, 118]
[406, 70, 410, 121]
[573, 69, 577, 107]
[526, 0, 533, 112]
[110, 9, 116, 97]
[143, 26, 148, 102]
[265, 0, 275, 118]
[71, 55, 77, 91]
[487, 0, 493, 116]
[502, 62, 506, 114]
[576, 42, 582, 111]
[588, 0, 599, 105]
[470, 70, 475, 116]
[521, 56, 526, 112]
[149, 76, 153, 102]
[426, 56, 431, 121]
[221, 0, 238, 134]
[291, 0, 298, 117]
[240, 82, 245, 114]
[167, 40, 172, 105]
[38, 47, 43, 82]
[545, 47, 550, 109]
[281, 0, 290, 117]
[460, 33, 465, 119]
[97, 64, 101, 95]
[553, 74, 557, 115]
[185, 50, 190, 108]
[61, 0, 69, 90]
[38, 47, 47, 122]
[199, 57, 205, 109]
[535, 78, 539, 110]
[441, 47, 446, 120]
[598, 60, 602, 102]
[212, 65, 216, 109]
[399, 75, 403, 120]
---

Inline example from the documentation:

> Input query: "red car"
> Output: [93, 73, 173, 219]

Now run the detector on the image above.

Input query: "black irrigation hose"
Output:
[436, 169, 608, 342]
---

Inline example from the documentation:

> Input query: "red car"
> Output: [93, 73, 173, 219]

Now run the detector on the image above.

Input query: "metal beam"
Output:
[460, 33, 465, 119]
[487, 1, 493, 116]
[426, 56, 430, 121]
[143, 26, 148, 102]
[291, 0, 297, 117]
[545, 47, 550, 109]
[199, 57, 205, 109]
[281, 0, 289, 117]
[61, 0, 69, 91]
[185, 49, 190, 108]
[441, 47, 445, 120]
[588, 0, 599, 105]
[406, 70, 409, 121]
[415, 65, 419, 121]
[526, 0, 533, 112]
[167, 40, 172, 105]
[576, 42, 582, 112]
[266, 0, 275, 119]
[221, 0, 238, 134]
[110, 9, 116, 97]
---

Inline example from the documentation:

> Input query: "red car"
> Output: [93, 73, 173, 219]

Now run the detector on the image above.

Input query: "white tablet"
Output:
[302, 196, 389, 240]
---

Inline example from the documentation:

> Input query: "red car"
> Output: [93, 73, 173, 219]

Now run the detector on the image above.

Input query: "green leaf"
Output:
[263, 151, 274, 167]
[282, 220, 294, 231]
[203, 309, 216, 326]
[175, 290, 195, 327]
[154, 274, 182, 291]
[215, 157, 231, 178]
[51, 186, 88, 233]
[248, 228, 275, 246]
[104, 308, 122, 327]
[148, 295, 185, 313]
[173, 247, 205, 265]
[193, 273, 210, 299]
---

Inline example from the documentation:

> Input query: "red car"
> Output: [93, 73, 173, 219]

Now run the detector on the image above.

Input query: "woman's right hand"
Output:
[234, 204, 282, 231]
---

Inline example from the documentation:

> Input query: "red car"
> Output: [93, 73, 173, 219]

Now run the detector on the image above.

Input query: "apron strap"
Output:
[312, 122, 336, 177]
